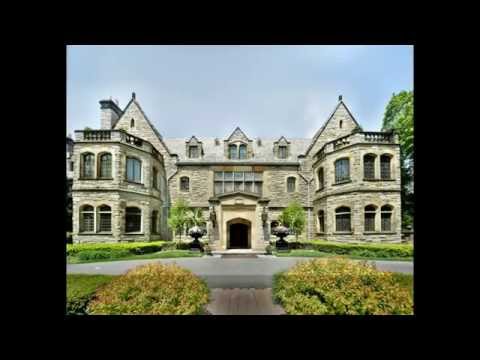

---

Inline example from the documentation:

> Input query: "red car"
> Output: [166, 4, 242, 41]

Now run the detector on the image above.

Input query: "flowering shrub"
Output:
[273, 258, 413, 315]
[87, 264, 210, 315]
[67, 241, 166, 256]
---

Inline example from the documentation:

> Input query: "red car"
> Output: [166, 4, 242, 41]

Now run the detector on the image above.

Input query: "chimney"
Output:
[99, 99, 123, 129]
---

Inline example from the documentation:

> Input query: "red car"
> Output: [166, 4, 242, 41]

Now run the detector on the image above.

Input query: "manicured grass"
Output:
[67, 274, 117, 315]
[273, 249, 413, 262]
[67, 250, 203, 264]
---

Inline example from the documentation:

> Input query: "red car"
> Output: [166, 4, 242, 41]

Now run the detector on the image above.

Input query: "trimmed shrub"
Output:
[67, 241, 166, 256]
[273, 257, 413, 315]
[67, 274, 116, 315]
[77, 249, 131, 261]
[87, 263, 210, 315]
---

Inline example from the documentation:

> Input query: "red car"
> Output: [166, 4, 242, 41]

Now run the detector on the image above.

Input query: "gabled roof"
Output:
[186, 135, 202, 144]
[303, 100, 363, 156]
[226, 127, 250, 142]
[274, 136, 290, 144]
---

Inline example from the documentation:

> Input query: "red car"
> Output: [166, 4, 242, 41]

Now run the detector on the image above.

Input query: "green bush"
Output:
[67, 274, 116, 315]
[77, 249, 132, 261]
[67, 241, 166, 256]
[87, 263, 210, 315]
[273, 257, 413, 315]
[287, 240, 413, 258]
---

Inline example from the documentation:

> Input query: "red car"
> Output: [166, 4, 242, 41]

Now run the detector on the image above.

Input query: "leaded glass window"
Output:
[82, 153, 95, 178]
[335, 158, 350, 183]
[380, 155, 391, 179]
[229, 145, 238, 159]
[80, 205, 94, 232]
[98, 205, 112, 232]
[364, 154, 375, 180]
[287, 177, 296, 192]
[213, 171, 263, 195]
[381, 205, 393, 231]
[126, 207, 141, 233]
[239, 144, 247, 159]
[126, 157, 142, 183]
[364, 205, 376, 232]
[335, 206, 351, 232]
[99, 153, 112, 178]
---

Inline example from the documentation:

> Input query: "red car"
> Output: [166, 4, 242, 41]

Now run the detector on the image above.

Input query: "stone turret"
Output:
[99, 98, 123, 129]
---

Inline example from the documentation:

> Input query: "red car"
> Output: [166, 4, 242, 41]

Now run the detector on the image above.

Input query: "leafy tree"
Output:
[186, 208, 206, 228]
[382, 90, 414, 229]
[167, 198, 190, 242]
[278, 201, 306, 241]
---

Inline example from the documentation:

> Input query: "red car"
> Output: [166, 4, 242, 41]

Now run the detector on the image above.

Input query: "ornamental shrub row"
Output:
[287, 240, 413, 258]
[66, 241, 166, 256]
[273, 257, 413, 315]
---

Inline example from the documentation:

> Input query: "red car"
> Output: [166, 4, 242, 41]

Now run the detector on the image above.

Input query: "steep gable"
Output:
[226, 127, 250, 142]
[304, 98, 362, 158]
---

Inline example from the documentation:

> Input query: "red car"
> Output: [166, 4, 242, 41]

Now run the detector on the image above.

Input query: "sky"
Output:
[67, 45, 413, 139]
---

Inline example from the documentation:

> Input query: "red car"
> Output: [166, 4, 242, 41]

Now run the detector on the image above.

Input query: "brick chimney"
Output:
[99, 99, 123, 129]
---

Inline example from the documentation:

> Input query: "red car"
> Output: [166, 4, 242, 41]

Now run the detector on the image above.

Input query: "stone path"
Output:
[206, 288, 285, 315]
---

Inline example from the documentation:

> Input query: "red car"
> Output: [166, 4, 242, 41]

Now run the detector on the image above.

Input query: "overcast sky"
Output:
[67, 45, 413, 139]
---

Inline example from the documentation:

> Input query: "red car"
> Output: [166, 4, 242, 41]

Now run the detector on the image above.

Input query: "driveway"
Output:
[67, 256, 413, 288]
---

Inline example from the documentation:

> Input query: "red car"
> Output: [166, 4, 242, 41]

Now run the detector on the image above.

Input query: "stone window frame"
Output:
[151, 210, 158, 234]
[180, 176, 190, 192]
[79, 204, 95, 233]
[152, 166, 159, 189]
[130, 118, 135, 128]
[213, 171, 263, 195]
[227, 141, 249, 160]
[317, 167, 325, 190]
[317, 209, 325, 234]
[381, 204, 394, 232]
[97, 204, 112, 233]
[80, 152, 96, 179]
[97, 152, 113, 179]
[125, 206, 142, 233]
[380, 153, 393, 180]
[278, 145, 288, 159]
[364, 204, 377, 232]
[188, 145, 200, 159]
[335, 206, 352, 233]
[363, 153, 377, 180]
[286, 176, 297, 193]
[334, 157, 350, 184]
[125, 156, 143, 184]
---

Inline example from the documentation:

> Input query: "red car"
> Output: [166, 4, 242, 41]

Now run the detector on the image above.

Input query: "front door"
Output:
[229, 223, 249, 249]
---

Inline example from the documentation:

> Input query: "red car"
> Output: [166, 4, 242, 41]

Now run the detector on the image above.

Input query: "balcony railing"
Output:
[363, 131, 394, 143]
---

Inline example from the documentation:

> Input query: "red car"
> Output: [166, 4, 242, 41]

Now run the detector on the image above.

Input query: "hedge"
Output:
[67, 241, 166, 256]
[286, 240, 413, 258]
[67, 274, 116, 315]
[273, 258, 413, 315]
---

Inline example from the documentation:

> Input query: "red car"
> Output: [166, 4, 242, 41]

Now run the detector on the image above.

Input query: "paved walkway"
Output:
[207, 288, 285, 315]
[67, 256, 413, 289]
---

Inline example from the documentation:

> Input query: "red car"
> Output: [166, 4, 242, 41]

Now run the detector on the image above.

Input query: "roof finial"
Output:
[339, 95, 343, 101]
[132, 92, 136, 100]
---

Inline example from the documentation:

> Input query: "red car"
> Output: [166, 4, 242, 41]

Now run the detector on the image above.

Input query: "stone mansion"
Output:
[71, 93, 402, 250]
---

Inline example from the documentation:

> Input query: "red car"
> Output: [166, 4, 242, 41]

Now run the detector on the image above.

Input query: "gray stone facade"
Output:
[71, 93, 402, 246]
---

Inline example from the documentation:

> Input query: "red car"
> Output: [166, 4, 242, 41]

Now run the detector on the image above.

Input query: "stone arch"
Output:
[226, 218, 251, 249]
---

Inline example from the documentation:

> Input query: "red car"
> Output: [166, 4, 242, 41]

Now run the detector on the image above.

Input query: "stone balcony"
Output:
[74, 130, 163, 162]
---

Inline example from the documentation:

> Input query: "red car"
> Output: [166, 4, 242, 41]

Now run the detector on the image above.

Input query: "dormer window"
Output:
[278, 145, 287, 159]
[189, 145, 199, 159]
[185, 136, 203, 159]
[229, 144, 238, 159]
[239, 144, 247, 160]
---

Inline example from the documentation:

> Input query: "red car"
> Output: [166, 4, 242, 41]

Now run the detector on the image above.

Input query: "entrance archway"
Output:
[227, 218, 251, 249]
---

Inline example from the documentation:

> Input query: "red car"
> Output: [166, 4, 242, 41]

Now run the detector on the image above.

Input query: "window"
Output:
[152, 167, 158, 189]
[126, 157, 142, 183]
[180, 176, 190, 192]
[381, 205, 393, 232]
[151, 210, 158, 234]
[364, 205, 376, 232]
[364, 154, 375, 180]
[317, 210, 325, 233]
[130, 118, 135, 128]
[69, 161, 74, 172]
[81, 153, 95, 178]
[80, 205, 94, 232]
[229, 144, 238, 159]
[189, 146, 199, 158]
[214, 171, 263, 195]
[287, 177, 296, 192]
[239, 144, 247, 159]
[339, 120, 343, 129]
[99, 153, 112, 178]
[318, 168, 324, 189]
[380, 155, 391, 179]
[335, 206, 351, 232]
[278, 145, 287, 159]
[98, 205, 112, 232]
[335, 158, 350, 183]
[125, 207, 141, 233]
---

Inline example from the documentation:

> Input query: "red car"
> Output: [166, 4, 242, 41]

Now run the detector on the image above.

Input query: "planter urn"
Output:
[188, 225, 206, 251]
[274, 225, 290, 252]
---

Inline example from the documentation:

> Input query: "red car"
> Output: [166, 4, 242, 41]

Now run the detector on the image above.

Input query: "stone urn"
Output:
[273, 225, 290, 251]
[188, 225, 206, 251]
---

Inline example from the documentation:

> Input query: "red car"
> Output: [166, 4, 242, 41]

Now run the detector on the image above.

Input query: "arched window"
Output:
[151, 210, 158, 234]
[335, 158, 350, 183]
[364, 205, 376, 232]
[81, 153, 95, 178]
[130, 118, 135, 128]
[317, 210, 325, 233]
[126, 157, 142, 183]
[180, 176, 190, 192]
[152, 167, 158, 189]
[99, 153, 112, 178]
[380, 154, 392, 179]
[239, 144, 247, 159]
[80, 205, 94, 232]
[381, 205, 393, 231]
[98, 205, 112, 232]
[229, 144, 238, 159]
[363, 154, 376, 180]
[287, 177, 296, 192]
[318, 168, 324, 189]
[335, 206, 351, 232]
[125, 207, 141, 233]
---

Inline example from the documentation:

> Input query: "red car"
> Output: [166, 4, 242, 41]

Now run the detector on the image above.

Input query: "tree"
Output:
[278, 201, 306, 241]
[167, 198, 190, 242]
[382, 90, 414, 229]
[186, 208, 206, 228]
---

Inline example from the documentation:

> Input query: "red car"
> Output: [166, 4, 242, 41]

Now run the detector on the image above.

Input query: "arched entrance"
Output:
[227, 218, 251, 249]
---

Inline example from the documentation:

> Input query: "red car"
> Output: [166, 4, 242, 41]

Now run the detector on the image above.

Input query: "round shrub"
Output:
[273, 258, 413, 315]
[87, 264, 210, 315]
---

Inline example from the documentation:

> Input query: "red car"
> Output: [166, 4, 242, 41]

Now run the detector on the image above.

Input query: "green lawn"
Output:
[273, 249, 413, 262]
[67, 274, 117, 315]
[67, 250, 203, 264]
